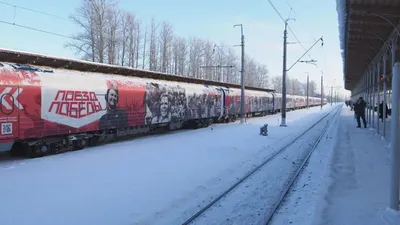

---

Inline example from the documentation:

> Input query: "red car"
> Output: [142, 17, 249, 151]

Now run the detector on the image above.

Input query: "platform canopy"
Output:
[337, 0, 400, 91]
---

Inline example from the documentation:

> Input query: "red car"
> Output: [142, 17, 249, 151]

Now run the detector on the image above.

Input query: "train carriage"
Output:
[273, 93, 282, 113]
[244, 89, 274, 115]
[0, 48, 328, 158]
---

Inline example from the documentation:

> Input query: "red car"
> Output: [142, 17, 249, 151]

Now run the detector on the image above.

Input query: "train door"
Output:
[0, 85, 20, 142]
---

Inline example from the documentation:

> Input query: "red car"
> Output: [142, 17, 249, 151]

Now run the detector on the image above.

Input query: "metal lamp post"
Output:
[234, 24, 245, 124]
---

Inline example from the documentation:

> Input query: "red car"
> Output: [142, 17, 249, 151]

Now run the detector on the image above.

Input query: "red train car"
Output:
[0, 63, 149, 155]
[0, 49, 279, 158]
[0, 62, 230, 157]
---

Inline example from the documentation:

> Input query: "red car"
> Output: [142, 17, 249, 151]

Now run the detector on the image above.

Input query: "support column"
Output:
[368, 69, 372, 125]
[366, 71, 369, 124]
[364, 74, 367, 99]
[383, 53, 388, 138]
[372, 66, 376, 128]
[392, 36, 398, 116]
[377, 60, 381, 134]
[389, 62, 400, 210]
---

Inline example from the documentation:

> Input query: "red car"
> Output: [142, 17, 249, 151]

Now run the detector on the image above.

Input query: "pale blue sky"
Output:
[0, 0, 349, 97]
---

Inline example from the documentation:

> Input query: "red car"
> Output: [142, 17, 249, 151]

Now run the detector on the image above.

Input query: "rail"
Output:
[180, 104, 342, 225]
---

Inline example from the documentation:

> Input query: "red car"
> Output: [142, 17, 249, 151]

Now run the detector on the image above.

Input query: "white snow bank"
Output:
[0, 105, 338, 225]
[383, 208, 400, 225]
[312, 106, 392, 225]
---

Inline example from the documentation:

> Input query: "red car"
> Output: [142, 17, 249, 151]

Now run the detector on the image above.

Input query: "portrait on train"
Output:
[99, 81, 128, 130]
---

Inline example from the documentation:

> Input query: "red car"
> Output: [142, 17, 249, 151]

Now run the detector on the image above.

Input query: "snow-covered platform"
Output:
[313, 106, 399, 225]
[0, 105, 340, 225]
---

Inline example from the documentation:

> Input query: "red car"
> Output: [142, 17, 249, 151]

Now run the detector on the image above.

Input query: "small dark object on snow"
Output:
[260, 124, 269, 136]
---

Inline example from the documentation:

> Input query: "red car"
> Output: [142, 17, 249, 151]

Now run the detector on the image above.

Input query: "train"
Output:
[0, 50, 328, 158]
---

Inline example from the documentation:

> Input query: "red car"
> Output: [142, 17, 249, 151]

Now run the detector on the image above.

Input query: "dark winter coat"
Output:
[354, 99, 366, 115]
[379, 103, 389, 119]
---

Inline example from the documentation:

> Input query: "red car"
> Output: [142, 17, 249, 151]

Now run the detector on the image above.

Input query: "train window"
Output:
[11, 64, 54, 73]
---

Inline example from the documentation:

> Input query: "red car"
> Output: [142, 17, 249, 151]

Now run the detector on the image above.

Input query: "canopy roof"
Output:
[337, 0, 400, 90]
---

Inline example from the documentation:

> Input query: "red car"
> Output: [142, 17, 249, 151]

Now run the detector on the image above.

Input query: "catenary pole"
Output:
[389, 62, 400, 210]
[234, 24, 245, 124]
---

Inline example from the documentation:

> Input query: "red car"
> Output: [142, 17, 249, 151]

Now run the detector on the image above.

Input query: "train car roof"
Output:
[0, 48, 275, 93]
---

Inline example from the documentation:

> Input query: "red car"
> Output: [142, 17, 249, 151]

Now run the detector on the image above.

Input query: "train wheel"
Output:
[38, 144, 50, 156]
[169, 120, 183, 130]
[88, 137, 98, 146]
[75, 139, 88, 150]
[26, 144, 48, 158]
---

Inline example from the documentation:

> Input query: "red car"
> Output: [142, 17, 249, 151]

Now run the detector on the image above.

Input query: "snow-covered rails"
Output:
[0, 62, 327, 157]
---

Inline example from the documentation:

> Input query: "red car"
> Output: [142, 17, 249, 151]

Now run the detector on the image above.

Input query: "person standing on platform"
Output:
[379, 100, 389, 122]
[354, 96, 367, 128]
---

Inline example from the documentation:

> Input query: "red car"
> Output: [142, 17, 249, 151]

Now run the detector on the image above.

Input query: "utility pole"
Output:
[335, 90, 337, 103]
[280, 19, 292, 127]
[321, 72, 323, 109]
[298, 60, 324, 109]
[331, 86, 333, 106]
[234, 24, 245, 124]
[306, 72, 309, 108]
[278, 18, 323, 127]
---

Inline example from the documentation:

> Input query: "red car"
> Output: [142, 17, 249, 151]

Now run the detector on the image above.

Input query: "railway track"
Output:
[180, 105, 342, 225]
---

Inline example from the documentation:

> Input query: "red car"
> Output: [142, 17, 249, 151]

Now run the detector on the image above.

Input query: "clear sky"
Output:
[0, 0, 350, 98]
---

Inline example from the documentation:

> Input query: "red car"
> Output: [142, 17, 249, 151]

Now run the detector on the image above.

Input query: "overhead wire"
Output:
[270, 0, 329, 95]
[0, 19, 77, 40]
[284, 0, 317, 42]
[0, 1, 78, 40]
[0, 1, 69, 21]
[268, 0, 314, 60]
[283, 0, 327, 76]
[284, 0, 328, 75]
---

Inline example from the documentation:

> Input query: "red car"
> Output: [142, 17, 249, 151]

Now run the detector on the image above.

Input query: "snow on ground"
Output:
[268, 104, 342, 225]
[269, 105, 393, 225]
[190, 105, 341, 225]
[314, 106, 392, 225]
[0, 104, 337, 225]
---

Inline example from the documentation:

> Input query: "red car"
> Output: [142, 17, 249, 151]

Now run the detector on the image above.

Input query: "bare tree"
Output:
[159, 21, 173, 73]
[134, 19, 142, 68]
[172, 37, 187, 75]
[188, 37, 204, 78]
[201, 40, 214, 80]
[225, 47, 239, 84]
[255, 64, 269, 88]
[287, 78, 305, 95]
[67, 0, 272, 89]
[149, 18, 159, 71]
[67, 0, 117, 63]
[123, 12, 135, 67]
[244, 56, 257, 87]
[142, 20, 148, 69]
[105, 6, 120, 65]
[119, 11, 130, 66]
[308, 80, 317, 96]
[272, 76, 283, 93]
